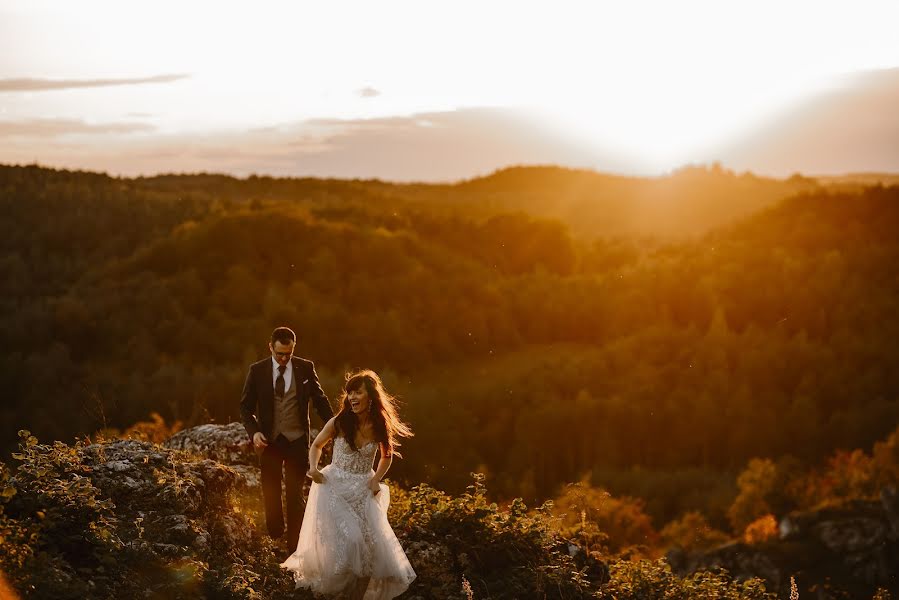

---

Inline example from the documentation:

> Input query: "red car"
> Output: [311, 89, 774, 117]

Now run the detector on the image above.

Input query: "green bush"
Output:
[392, 473, 606, 598]
[1, 434, 783, 599]
[0, 431, 302, 599]
[599, 559, 775, 600]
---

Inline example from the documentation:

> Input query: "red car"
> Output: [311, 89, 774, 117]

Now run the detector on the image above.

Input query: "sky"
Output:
[1, 0, 898, 181]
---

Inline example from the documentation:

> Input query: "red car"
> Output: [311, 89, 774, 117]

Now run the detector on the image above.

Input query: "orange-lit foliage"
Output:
[99, 412, 183, 444]
[795, 428, 899, 507]
[727, 425, 899, 532]
[551, 481, 658, 556]
[727, 458, 777, 534]
[659, 510, 729, 552]
[820, 449, 877, 500]
[743, 514, 778, 545]
[123, 412, 183, 443]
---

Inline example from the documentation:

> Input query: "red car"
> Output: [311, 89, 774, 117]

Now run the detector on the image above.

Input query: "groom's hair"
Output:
[270, 327, 296, 346]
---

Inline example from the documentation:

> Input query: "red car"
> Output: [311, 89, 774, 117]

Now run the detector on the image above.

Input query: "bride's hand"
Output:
[307, 468, 324, 484]
[368, 477, 381, 495]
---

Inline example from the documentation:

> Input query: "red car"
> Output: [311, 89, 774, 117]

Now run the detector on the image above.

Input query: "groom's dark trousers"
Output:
[240, 356, 333, 551]
[260, 433, 308, 549]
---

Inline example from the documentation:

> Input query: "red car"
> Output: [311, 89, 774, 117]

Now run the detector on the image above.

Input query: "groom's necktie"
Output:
[275, 364, 286, 398]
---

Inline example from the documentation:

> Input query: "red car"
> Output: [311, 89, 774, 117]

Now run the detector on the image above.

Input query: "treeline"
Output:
[550, 423, 899, 553]
[1, 163, 897, 529]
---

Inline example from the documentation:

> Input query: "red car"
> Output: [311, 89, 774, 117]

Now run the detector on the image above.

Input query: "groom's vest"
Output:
[273, 370, 303, 442]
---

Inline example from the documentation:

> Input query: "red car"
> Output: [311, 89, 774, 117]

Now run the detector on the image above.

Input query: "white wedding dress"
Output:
[281, 436, 416, 599]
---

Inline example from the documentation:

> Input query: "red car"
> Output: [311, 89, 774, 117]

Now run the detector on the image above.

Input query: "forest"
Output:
[1, 162, 897, 540]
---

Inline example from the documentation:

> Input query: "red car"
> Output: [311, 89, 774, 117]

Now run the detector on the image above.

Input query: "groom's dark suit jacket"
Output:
[240, 356, 333, 443]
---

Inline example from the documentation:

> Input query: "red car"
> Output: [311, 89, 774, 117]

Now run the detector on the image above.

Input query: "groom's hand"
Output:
[253, 432, 268, 449]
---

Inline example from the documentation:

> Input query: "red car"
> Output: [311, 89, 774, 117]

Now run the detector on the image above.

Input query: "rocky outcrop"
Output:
[667, 541, 783, 588]
[164, 422, 261, 491]
[82, 439, 252, 551]
[778, 492, 899, 588]
[165, 422, 255, 466]
[669, 489, 899, 598]
[2, 434, 304, 599]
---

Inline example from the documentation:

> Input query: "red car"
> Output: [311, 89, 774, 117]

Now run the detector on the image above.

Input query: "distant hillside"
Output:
[2, 163, 898, 533]
[814, 172, 899, 188]
[4, 161, 815, 238]
[141, 163, 816, 238]
[423, 163, 817, 237]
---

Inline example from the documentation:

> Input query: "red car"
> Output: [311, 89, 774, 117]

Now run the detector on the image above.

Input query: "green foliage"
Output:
[0, 431, 302, 599]
[390, 473, 778, 599]
[1, 430, 119, 598]
[3, 165, 899, 536]
[599, 559, 775, 600]
[0, 434, 800, 599]
[392, 472, 605, 598]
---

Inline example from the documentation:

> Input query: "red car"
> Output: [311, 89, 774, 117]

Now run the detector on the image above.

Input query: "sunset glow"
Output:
[1, 0, 898, 178]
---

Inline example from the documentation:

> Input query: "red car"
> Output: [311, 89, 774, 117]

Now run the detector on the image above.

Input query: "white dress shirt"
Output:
[271, 357, 293, 395]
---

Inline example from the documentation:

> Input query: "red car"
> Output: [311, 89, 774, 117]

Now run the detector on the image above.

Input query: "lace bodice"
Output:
[331, 436, 378, 474]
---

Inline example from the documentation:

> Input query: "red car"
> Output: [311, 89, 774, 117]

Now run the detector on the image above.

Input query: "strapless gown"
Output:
[281, 436, 416, 599]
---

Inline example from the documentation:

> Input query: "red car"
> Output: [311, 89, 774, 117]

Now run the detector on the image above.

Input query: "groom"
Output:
[240, 326, 334, 553]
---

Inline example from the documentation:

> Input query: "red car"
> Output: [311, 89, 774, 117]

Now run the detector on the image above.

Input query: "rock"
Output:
[677, 540, 783, 588]
[104, 460, 135, 472]
[163, 423, 276, 492]
[151, 542, 186, 557]
[229, 463, 261, 490]
[164, 422, 256, 467]
[678, 494, 899, 595]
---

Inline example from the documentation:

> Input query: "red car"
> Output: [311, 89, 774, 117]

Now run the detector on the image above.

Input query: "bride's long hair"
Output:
[334, 369, 413, 457]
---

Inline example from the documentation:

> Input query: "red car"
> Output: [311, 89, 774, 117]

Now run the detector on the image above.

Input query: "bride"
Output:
[281, 369, 416, 599]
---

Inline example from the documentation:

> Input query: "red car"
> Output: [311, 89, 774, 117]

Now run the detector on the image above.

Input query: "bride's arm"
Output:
[368, 443, 393, 494]
[307, 417, 337, 483]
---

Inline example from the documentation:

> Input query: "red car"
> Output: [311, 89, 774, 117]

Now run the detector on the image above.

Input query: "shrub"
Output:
[0, 431, 300, 599]
[728, 458, 777, 533]
[392, 473, 607, 599]
[551, 481, 658, 556]
[743, 514, 778, 545]
[659, 510, 730, 552]
[598, 558, 776, 600]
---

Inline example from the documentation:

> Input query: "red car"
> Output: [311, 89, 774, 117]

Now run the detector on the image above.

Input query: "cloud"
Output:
[713, 68, 899, 176]
[10, 66, 898, 181]
[0, 106, 614, 180]
[357, 86, 381, 98]
[0, 74, 190, 92]
[116, 108, 611, 181]
[0, 118, 155, 138]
